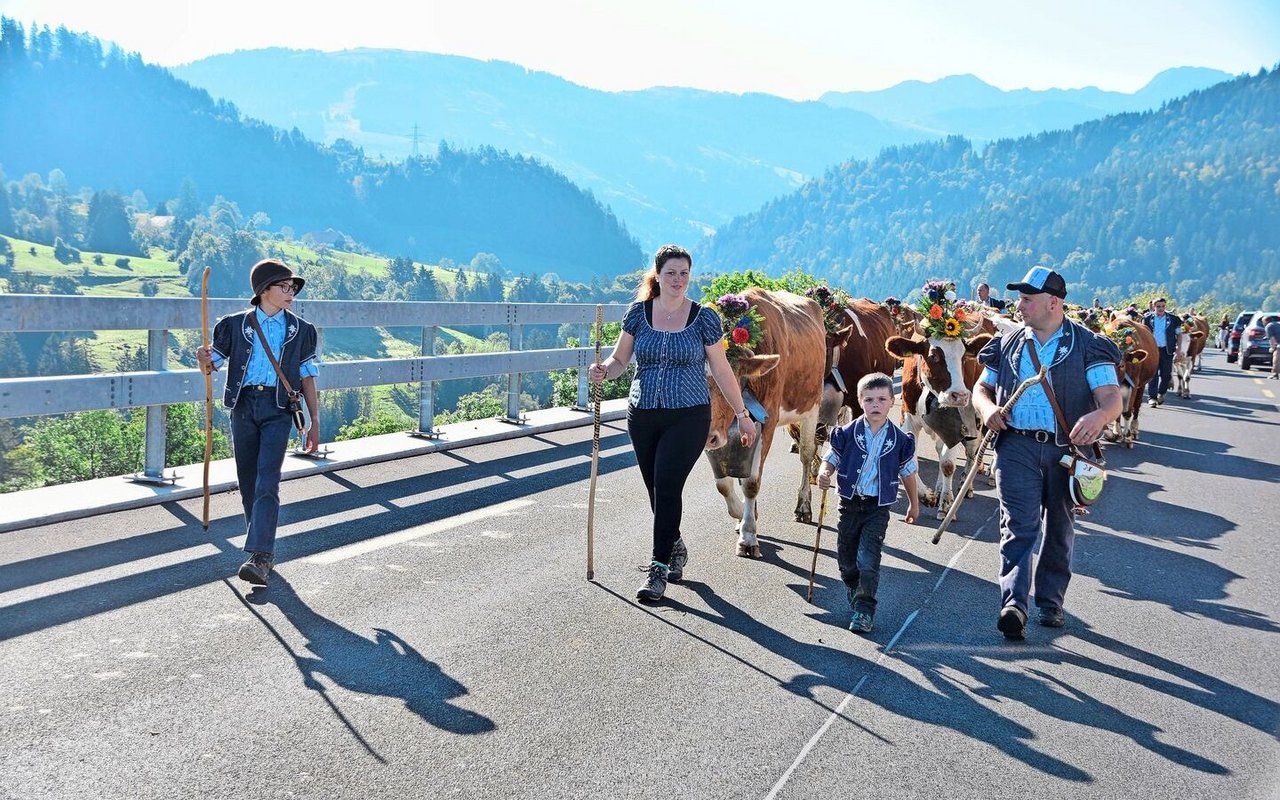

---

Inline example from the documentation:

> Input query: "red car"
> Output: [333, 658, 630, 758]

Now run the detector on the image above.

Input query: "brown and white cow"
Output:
[1174, 314, 1209, 397]
[819, 299, 901, 428]
[1103, 318, 1155, 448]
[705, 288, 827, 558]
[886, 331, 992, 518]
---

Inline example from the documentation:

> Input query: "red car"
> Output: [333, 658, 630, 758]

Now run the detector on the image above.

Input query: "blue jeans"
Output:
[836, 497, 889, 616]
[230, 389, 294, 556]
[993, 432, 1075, 614]
[627, 404, 711, 564]
[1148, 350, 1174, 400]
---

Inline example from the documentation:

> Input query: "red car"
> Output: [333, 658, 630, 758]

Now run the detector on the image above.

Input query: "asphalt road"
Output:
[2, 348, 1278, 799]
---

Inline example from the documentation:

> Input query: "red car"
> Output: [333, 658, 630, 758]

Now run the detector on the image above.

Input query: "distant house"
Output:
[135, 214, 175, 231]
[302, 229, 345, 247]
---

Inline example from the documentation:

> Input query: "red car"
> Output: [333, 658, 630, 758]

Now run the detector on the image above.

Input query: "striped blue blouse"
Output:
[622, 301, 724, 409]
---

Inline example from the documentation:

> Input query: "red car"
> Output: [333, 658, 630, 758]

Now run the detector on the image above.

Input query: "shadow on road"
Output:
[0, 429, 635, 640]
[229, 573, 494, 758]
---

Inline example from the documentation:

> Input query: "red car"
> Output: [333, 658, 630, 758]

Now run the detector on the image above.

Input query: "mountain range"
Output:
[173, 50, 1232, 249]
[697, 67, 1280, 308]
[820, 67, 1234, 142]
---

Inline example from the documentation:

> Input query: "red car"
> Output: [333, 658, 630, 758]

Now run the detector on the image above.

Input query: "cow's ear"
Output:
[1128, 350, 1149, 364]
[965, 333, 993, 355]
[829, 324, 856, 348]
[885, 335, 927, 359]
[735, 354, 781, 379]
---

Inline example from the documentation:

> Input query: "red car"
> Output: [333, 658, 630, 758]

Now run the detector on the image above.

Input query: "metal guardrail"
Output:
[0, 295, 629, 482]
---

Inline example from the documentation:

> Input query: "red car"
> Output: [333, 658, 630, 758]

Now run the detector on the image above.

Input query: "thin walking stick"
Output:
[586, 304, 603, 580]
[805, 487, 830, 603]
[932, 367, 1046, 544]
[200, 266, 213, 531]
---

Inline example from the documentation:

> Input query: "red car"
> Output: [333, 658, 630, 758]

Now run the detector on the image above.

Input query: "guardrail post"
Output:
[128, 328, 176, 485]
[412, 325, 441, 438]
[574, 321, 591, 410]
[502, 307, 525, 424]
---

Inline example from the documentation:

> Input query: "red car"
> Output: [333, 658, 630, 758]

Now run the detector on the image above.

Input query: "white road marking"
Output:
[765, 522, 987, 800]
[307, 499, 535, 564]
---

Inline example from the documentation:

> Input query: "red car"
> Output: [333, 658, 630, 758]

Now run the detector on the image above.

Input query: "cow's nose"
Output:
[706, 430, 724, 450]
[944, 389, 972, 407]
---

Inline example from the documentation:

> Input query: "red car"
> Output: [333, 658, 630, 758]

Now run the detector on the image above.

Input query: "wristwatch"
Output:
[736, 408, 750, 420]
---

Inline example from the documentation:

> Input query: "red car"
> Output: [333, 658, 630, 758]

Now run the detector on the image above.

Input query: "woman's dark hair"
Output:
[636, 244, 693, 301]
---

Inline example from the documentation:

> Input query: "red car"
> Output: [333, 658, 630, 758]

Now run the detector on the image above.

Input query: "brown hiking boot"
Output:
[238, 552, 273, 586]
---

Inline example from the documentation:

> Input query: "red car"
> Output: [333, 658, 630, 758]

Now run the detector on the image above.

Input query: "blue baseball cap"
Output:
[1007, 267, 1067, 299]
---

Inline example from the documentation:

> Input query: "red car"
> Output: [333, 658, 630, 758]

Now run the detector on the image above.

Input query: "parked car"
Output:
[1239, 313, 1280, 370]
[1226, 310, 1256, 363]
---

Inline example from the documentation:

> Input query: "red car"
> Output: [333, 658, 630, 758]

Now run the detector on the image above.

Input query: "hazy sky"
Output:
[3, 0, 1278, 99]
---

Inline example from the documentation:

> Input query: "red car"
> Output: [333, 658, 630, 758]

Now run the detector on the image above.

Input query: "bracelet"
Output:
[736, 408, 750, 419]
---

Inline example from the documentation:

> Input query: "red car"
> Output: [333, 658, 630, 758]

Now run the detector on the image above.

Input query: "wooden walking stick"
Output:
[932, 367, 1047, 544]
[586, 304, 604, 580]
[805, 487, 830, 603]
[200, 266, 213, 531]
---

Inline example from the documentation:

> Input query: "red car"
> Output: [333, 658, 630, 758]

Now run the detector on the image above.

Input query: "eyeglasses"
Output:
[271, 282, 297, 295]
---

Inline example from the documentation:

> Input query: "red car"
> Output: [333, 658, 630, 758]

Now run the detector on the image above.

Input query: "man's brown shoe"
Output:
[238, 552, 273, 586]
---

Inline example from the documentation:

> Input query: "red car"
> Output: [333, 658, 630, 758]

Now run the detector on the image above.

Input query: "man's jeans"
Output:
[1148, 350, 1174, 400]
[993, 432, 1075, 614]
[231, 390, 294, 555]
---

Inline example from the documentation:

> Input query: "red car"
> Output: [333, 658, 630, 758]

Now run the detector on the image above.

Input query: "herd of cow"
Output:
[698, 285, 1210, 560]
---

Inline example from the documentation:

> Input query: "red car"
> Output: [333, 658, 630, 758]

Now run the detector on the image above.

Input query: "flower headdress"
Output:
[1104, 323, 1139, 358]
[710, 293, 765, 365]
[804, 285, 853, 336]
[913, 279, 973, 340]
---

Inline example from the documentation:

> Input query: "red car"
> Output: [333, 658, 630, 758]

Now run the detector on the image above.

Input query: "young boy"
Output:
[816, 372, 920, 634]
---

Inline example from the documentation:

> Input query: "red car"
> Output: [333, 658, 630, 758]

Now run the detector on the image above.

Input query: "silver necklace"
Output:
[661, 298, 684, 322]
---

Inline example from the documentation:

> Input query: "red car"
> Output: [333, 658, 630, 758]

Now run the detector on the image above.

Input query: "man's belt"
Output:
[1005, 427, 1055, 443]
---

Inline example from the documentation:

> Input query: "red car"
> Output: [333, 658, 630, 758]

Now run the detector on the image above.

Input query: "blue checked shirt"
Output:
[979, 325, 1117, 432]
[211, 307, 319, 386]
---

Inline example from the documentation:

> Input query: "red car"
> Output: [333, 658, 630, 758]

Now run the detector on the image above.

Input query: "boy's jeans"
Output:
[836, 497, 890, 616]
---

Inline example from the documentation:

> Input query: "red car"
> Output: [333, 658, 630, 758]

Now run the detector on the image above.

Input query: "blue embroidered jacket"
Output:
[826, 418, 916, 506]
[211, 308, 318, 410]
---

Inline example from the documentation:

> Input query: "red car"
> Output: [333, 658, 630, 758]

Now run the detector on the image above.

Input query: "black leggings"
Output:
[627, 404, 711, 564]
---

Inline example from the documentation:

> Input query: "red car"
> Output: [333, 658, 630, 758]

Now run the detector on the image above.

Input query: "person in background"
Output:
[1142, 298, 1183, 407]
[973, 267, 1121, 640]
[196, 259, 320, 587]
[816, 372, 920, 634]
[976, 282, 1009, 311]
[1265, 315, 1280, 380]
[588, 245, 757, 603]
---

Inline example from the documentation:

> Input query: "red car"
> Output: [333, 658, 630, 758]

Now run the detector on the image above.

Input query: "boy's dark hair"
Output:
[856, 372, 893, 397]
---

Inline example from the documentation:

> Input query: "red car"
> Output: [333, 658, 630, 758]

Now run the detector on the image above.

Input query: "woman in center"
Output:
[589, 244, 758, 602]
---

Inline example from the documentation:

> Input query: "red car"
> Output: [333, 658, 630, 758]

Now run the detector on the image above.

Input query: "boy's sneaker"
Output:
[849, 611, 873, 634]
[238, 552, 273, 586]
[667, 538, 688, 583]
[636, 561, 669, 603]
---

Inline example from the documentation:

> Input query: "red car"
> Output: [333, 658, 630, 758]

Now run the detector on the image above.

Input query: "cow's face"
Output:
[885, 334, 991, 408]
[706, 354, 779, 450]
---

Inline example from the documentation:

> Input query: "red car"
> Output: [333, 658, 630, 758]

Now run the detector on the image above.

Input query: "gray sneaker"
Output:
[849, 611, 874, 634]
[238, 552, 273, 586]
[668, 538, 688, 583]
[636, 561, 669, 603]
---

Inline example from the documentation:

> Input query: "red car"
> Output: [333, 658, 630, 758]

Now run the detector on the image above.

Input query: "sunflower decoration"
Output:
[804, 284, 853, 337]
[710, 293, 766, 366]
[913, 279, 974, 340]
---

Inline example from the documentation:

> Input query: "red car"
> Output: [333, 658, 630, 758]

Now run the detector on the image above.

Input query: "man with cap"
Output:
[1141, 298, 1183, 407]
[972, 267, 1122, 640]
[196, 258, 321, 586]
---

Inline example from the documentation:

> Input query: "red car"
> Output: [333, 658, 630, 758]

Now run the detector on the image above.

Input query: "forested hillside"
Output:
[0, 20, 644, 280]
[698, 67, 1280, 308]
